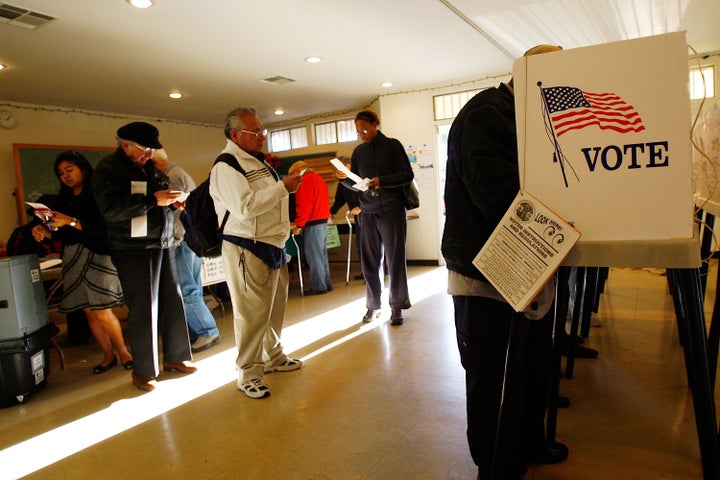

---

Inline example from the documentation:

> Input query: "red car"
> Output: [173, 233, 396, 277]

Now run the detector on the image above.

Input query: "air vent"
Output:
[258, 75, 296, 86]
[0, 3, 55, 29]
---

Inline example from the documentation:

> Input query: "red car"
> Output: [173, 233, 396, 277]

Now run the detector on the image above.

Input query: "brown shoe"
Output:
[132, 374, 158, 392]
[163, 360, 198, 374]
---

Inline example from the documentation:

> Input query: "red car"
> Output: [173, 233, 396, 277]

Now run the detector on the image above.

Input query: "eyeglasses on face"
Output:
[239, 129, 268, 138]
[132, 143, 153, 156]
[356, 129, 369, 135]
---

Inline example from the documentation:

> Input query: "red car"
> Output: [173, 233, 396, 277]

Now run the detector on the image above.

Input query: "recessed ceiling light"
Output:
[168, 92, 183, 99]
[381, 81, 393, 88]
[305, 56, 322, 64]
[274, 109, 285, 115]
[126, 0, 154, 8]
[0, 64, 5, 71]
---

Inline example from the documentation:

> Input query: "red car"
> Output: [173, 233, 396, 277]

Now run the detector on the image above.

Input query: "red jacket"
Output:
[294, 170, 330, 228]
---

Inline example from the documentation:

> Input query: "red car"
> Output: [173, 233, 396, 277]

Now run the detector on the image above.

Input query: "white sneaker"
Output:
[191, 334, 220, 353]
[238, 377, 270, 399]
[264, 358, 303, 374]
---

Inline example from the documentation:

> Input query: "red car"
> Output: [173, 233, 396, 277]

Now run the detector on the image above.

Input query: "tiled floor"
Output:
[0, 262, 715, 479]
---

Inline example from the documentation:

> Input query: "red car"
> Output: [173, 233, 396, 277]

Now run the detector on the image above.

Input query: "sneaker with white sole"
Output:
[238, 378, 270, 399]
[362, 309, 381, 323]
[264, 358, 302, 373]
[191, 334, 220, 353]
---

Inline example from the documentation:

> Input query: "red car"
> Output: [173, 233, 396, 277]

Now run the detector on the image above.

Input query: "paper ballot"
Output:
[131, 181, 148, 237]
[330, 158, 370, 192]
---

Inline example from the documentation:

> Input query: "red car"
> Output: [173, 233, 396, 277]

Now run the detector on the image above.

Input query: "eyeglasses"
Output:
[239, 129, 268, 138]
[356, 129, 368, 135]
[132, 143, 153, 156]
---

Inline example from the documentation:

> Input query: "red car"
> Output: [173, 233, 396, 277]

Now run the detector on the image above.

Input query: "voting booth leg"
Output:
[491, 312, 530, 480]
[668, 268, 720, 480]
[564, 267, 586, 380]
[708, 270, 720, 386]
[580, 267, 599, 339]
[697, 210, 714, 296]
[547, 267, 571, 442]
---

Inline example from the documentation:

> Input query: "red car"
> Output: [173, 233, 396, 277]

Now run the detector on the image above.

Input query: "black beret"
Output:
[117, 121, 162, 149]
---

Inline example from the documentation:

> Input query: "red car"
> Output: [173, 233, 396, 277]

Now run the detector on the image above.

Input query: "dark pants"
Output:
[111, 248, 191, 377]
[360, 206, 409, 310]
[453, 296, 554, 478]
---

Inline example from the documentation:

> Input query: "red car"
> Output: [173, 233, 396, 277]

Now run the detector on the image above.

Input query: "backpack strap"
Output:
[212, 153, 247, 235]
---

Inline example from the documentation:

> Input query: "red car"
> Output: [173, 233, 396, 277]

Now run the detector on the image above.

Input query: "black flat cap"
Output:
[117, 121, 162, 149]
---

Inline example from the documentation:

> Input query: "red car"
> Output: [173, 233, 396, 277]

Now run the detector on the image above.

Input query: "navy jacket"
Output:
[441, 83, 519, 280]
[347, 131, 413, 214]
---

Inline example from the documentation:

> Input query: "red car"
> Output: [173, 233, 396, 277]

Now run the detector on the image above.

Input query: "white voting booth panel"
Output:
[514, 32, 697, 265]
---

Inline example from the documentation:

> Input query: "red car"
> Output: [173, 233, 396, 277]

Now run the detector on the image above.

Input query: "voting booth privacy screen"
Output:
[514, 32, 693, 243]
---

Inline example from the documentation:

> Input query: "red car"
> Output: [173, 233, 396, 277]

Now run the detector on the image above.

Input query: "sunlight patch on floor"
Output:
[0, 267, 447, 479]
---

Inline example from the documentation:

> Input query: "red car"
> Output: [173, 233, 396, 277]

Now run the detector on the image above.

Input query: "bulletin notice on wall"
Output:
[472, 190, 581, 312]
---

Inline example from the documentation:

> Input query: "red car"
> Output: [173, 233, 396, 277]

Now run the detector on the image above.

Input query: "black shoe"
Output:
[401, 299, 412, 310]
[563, 343, 599, 359]
[93, 357, 118, 374]
[303, 289, 328, 296]
[557, 395, 571, 408]
[362, 309, 381, 323]
[390, 308, 403, 326]
[353, 274, 364, 280]
[527, 441, 569, 465]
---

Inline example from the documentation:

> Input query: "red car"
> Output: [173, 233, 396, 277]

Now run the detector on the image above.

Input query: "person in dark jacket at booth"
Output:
[441, 45, 568, 480]
[91, 121, 196, 392]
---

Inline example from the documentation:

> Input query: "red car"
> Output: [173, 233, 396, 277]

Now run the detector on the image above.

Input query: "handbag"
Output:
[404, 179, 420, 210]
[326, 224, 341, 249]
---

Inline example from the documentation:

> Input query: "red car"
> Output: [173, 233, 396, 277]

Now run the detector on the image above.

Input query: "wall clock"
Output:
[0, 109, 18, 129]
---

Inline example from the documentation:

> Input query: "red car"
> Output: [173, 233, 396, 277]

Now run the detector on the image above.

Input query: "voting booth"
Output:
[500, 33, 717, 479]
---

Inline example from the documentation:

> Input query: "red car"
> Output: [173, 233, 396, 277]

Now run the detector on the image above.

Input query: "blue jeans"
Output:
[175, 241, 219, 339]
[304, 223, 331, 291]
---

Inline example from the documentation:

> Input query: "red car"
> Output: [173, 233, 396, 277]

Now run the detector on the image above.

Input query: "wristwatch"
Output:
[69, 218, 77, 228]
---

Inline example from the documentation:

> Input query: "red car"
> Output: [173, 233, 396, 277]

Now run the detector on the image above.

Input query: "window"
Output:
[315, 119, 357, 145]
[269, 126, 308, 152]
[689, 66, 715, 100]
[433, 89, 481, 121]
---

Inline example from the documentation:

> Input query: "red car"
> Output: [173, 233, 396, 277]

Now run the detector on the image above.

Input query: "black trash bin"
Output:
[0, 322, 59, 407]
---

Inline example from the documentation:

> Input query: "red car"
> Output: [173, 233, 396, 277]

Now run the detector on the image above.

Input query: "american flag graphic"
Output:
[541, 86, 645, 137]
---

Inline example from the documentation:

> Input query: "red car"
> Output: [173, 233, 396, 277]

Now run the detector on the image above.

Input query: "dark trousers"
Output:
[111, 248, 191, 377]
[453, 296, 554, 478]
[360, 207, 409, 310]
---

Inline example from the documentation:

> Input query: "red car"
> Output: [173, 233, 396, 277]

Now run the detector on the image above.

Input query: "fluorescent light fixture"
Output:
[274, 108, 284, 115]
[168, 92, 183, 99]
[381, 81, 393, 88]
[126, 0, 154, 8]
[305, 56, 322, 63]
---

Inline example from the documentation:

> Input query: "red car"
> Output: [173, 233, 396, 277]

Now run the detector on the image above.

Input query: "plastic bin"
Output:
[0, 323, 58, 408]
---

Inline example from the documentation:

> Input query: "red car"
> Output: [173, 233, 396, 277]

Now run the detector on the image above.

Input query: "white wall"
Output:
[378, 76, 511, 264]
[0, 103, 225, 245]
[379, 90, 442, 263]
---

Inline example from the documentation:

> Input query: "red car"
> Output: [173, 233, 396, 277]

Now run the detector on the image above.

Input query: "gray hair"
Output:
[224, 107, 257, 139]
[152, 148, 168, 162]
